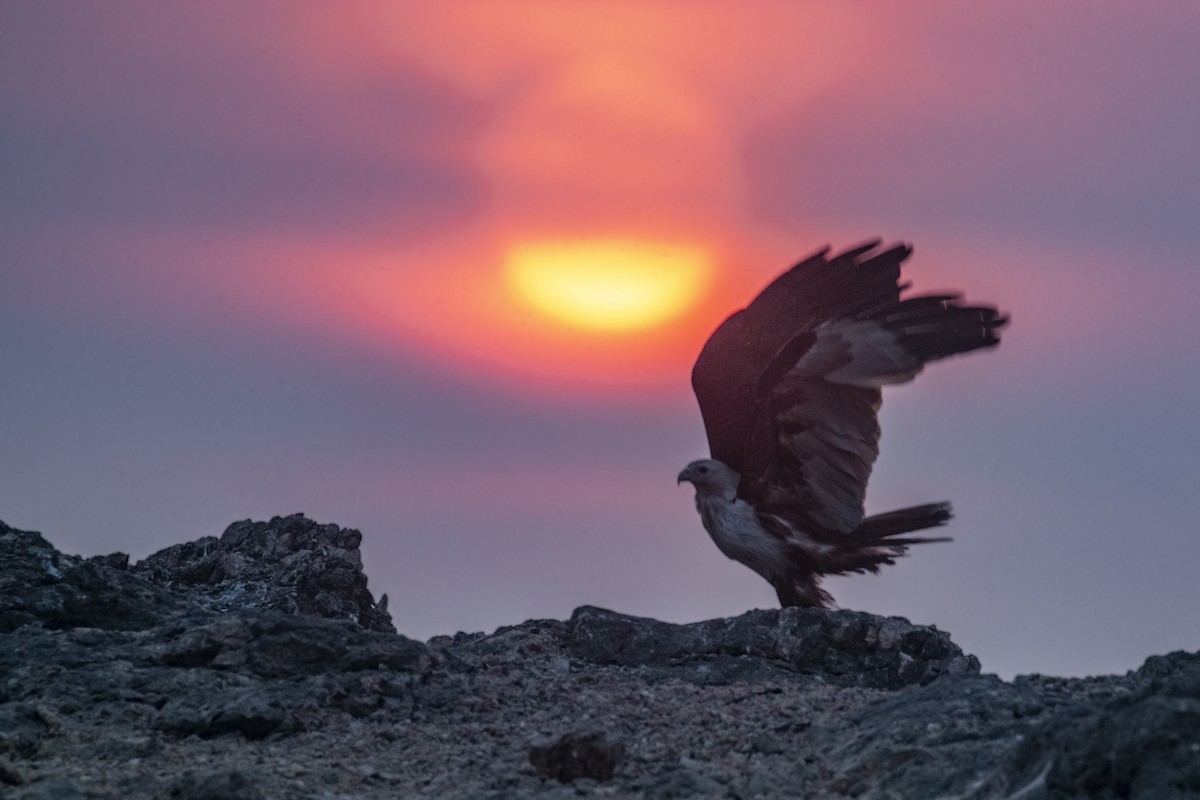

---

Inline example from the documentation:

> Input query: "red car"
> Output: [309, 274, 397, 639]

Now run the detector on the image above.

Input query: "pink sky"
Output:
[3, 2, 1199, 679]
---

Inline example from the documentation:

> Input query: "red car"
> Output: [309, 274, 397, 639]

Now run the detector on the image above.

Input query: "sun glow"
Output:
[505, 239, 711, 331]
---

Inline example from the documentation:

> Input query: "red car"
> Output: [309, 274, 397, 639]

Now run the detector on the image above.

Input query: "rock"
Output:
[1006, 651, 1200, 799]
[155, 687, 287, 740]
[0, 754, 25, 785]
[135, 513, 393, 632]
[1, 514, 1197, 799]
[0, 515, 420, 757]
[0, 514, 391, 634]
[152, 612, 424, 678]
[563, 605, 978, 688]
[0, 703, 52, 759]
[12, 776, 110, 800]
[162, 769, 265, 800]
[0, 521, 174, 632]
[529, 731, 625, 782]
[436, 605, 976, 689]
[631, 764, 725, 799]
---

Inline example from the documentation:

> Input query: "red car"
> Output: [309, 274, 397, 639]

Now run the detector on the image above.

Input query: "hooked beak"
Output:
[676, 468, 691, 485]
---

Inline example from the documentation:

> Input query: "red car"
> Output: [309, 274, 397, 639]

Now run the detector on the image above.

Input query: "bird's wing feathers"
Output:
[747, 352, 885, 534]
[691, 240, 905, 470]
[691, 241, 1006, 538]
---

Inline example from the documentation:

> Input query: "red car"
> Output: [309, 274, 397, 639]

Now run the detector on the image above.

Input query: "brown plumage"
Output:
[678, 240, 1007, 609]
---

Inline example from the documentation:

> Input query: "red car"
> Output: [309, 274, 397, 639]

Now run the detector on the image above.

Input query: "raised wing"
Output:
[691, 241, 907, 472]
[691, 241, 1006, 536]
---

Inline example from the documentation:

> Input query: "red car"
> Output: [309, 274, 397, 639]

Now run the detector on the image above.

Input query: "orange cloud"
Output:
[310, 4, 869, 386]
[119, 4, 870, 389]
[345, 237, 731, 389]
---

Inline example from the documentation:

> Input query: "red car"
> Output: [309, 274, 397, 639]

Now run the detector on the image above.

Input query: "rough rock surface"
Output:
[134, 514, 394, 633]
[529, 731, 626, 783]
[1, 515, 1197, 799]
[0, 514, 391, 634]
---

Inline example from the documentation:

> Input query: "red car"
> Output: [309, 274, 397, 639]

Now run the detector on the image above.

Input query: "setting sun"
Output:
[505, 239, 711, 331]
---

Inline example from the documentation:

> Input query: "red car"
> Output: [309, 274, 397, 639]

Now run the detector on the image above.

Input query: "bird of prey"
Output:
[678, 240, 1006, 609]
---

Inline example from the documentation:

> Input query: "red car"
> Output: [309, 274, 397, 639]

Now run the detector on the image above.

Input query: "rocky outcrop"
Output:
[133, 515, 393, 633]
[0, 524, 173, 632]
[435, 603, 977, 691]
[0, 515, 1196, 799]
[0, 514, 391, 634]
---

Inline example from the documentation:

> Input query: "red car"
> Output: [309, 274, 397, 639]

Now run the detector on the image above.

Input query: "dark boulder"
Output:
[528, 731, 625, 782]
[564, 604, 978, 688]
[135, 513, 393, 632]
[438, 605, 978, 689]
[0, 520, 174, 632]
[1, 514, 391, 634]
[1007, 651, 1200, 799]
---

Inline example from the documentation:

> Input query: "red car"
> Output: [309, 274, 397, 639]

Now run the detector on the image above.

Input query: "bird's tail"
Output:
[772, 502, 953, 609]
[855, 502, 953, 542]
[828, 502, 953, 574]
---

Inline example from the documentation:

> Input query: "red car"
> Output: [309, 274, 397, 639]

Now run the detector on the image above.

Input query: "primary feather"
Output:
[679, 240, 1006, 609]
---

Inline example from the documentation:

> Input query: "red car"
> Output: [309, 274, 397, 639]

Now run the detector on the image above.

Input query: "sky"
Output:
[3, 2, 1198, 680]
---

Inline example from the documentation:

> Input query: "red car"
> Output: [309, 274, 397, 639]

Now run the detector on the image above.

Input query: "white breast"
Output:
[695, 495, 787, 581]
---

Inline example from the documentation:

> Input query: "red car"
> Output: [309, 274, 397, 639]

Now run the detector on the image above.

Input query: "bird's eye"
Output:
[698, 465, 709, 474]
